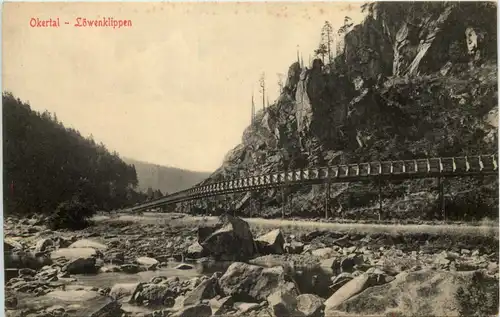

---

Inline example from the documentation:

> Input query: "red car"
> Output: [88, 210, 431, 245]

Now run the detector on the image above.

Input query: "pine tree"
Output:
[315, 21, 335, 64]
[322, 21, 334, 63]
[314, 43, 328, 64]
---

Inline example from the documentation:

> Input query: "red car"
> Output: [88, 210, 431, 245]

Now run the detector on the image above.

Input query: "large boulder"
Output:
[130, 283, 178, 307]
[296, 294, 325, 317]
[186, 242, 207, 259]
[183, 277, 219, 306]
[219, 262, 299, 302]
[328, 270, 499, 317]
[198, 214, 255, 261]
[324, 272, 380, 315]
[109, 283, 141, 302]
[209, 296, 234, 316]
[63, 257, 97, 274]
[268, 290, 305, 317]
[255, 229, 285, 255]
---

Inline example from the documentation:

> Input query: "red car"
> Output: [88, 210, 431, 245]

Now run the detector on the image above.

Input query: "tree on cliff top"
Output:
[315, 21, 335, 64]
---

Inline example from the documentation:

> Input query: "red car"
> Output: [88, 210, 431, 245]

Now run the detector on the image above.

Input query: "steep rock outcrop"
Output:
[344, 15, 393, 81]
[186, 2, 498, 221]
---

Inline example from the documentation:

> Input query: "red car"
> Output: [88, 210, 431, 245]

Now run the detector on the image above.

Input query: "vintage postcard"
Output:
[2, 1, 499, 317]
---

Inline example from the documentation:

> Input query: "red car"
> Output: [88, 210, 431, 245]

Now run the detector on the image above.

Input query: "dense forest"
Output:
[2, 92, 148, 218]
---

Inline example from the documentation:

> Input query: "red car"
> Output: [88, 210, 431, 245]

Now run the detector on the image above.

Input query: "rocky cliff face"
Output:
[187, 2, 498, 221]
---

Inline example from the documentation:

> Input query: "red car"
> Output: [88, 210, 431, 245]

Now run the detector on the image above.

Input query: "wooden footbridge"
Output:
[130, 154, 498, 214]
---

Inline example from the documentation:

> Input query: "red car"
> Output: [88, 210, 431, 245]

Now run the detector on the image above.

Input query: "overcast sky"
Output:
[3, 2, 366, 172]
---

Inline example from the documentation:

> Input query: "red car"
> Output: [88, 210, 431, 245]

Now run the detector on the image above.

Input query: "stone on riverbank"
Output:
[324, 272, 379, 314]
[255, 229, 285, 255]
[268, 290, 305, 317]
[69, 239, 107, 251]
[110, 282, 141, 301]
[198, 214, 255, 261]
[296, 294, 325, 317]
[183, 276, 219, 306]
[135, 256, 159, 270]
[63, 257, 97, 274]
[330, 269, 499, 316]
[219, 262, 300, 302]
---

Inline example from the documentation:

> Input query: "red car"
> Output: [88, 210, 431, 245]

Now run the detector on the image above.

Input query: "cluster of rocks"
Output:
[107, 260, 498, 317]
[3, 214, 499, 317]
[108, 261, 322, 317]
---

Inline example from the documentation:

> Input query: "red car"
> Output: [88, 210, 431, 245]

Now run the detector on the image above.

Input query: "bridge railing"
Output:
[130, 154, 498, 212]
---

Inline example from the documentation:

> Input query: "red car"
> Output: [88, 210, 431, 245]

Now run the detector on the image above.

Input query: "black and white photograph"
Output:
[2, 1, 499, 316]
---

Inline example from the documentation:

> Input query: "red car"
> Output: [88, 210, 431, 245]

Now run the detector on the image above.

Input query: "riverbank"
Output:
[95, 212, 499, 237]
[4, 213, 499, 317]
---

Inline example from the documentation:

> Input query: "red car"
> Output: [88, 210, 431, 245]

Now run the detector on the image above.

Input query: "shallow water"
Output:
[12, 259, 336, 315]
[74, 261, 219, 289]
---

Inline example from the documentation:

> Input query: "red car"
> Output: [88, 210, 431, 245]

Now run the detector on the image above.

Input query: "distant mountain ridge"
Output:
[123, 157, 211, 194]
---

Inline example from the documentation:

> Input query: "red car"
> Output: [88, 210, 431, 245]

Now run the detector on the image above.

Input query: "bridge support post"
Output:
[249, 193, 253, 219]
[255, 191, 261, 219]
[325, 182, 331, 219]
[249, 191, 256, 218]
[225, 194, 233, 217]
[378, 178, 383, 221]
[438, 177, 446, 220]
[281, 187, 286, 219]
[223, 195, 227, 216]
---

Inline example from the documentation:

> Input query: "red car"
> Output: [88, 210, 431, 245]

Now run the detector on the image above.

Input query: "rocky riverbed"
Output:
[4, 213, 499, 317]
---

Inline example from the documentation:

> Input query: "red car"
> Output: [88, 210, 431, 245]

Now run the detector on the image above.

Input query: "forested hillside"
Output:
[3, 92, 145, 216]
[123, 157, 211, 195]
